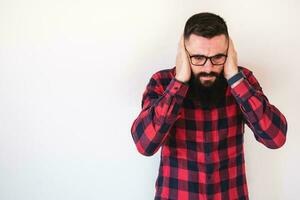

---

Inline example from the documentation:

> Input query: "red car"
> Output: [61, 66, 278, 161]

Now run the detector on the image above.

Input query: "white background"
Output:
[0, 0, 299, 199]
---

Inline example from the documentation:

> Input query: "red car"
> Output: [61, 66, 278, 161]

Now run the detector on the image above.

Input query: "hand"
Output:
[175, 34, 191, 83]
[224, 37, 239, 80]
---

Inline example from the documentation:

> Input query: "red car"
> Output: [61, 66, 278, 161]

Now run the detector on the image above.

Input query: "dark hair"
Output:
[184, 12, 229, 40]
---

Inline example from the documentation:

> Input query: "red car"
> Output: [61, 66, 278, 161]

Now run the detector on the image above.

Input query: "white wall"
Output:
[0, 0, 299, 199]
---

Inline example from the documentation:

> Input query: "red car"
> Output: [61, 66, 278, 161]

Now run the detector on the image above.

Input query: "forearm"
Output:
[229, 72, 287, 149]
[131, 77, 189, 156]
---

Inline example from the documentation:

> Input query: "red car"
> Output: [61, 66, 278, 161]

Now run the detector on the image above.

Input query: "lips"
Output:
[201, 76, 215, 80]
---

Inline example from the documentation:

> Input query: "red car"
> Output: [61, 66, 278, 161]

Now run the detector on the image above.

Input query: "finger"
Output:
[182, 35, 185, 47]
[229, 37, 236, 51]
[179, 34, 184, 48]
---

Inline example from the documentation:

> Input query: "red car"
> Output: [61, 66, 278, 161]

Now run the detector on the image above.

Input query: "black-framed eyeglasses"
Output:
[185, 40, 229, 66]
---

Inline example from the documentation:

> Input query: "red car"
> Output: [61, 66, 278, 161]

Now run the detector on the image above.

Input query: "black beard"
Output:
[186, 70, 228, 109]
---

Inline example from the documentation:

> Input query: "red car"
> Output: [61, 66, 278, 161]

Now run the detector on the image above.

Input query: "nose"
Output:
[202, 58, 214, 73]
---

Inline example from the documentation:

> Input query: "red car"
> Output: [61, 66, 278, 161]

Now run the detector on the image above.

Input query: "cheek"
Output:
[190, 66, 200, 75]
[215, 67, 224, 75]
[217, 69, 224, 75]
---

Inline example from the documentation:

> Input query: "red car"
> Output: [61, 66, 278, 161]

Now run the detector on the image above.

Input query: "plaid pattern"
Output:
[130, 66, 287, 200]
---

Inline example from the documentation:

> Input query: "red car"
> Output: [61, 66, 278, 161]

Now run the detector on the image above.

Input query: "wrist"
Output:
[175, 76, 189, 85]
[225, 70, 239, 80]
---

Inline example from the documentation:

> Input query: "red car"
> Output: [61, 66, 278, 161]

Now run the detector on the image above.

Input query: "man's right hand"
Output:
[175, 34, 192, 83]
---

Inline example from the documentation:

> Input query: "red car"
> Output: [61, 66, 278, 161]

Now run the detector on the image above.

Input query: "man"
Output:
[130, 12, 287, 200]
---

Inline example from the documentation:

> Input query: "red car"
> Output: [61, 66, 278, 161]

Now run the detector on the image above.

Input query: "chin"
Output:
[200, 79, 215, 87]
[202, 82, 214, 88]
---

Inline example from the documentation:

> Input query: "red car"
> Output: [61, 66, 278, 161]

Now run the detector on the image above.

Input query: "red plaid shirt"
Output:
[130, 66, 287, 200]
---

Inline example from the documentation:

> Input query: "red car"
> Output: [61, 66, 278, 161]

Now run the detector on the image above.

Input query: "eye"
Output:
[213, 54, 225, 59]
[193, 55, 206, 61]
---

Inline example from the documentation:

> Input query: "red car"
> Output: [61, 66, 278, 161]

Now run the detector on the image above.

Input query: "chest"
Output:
[173, 98, 245, 143]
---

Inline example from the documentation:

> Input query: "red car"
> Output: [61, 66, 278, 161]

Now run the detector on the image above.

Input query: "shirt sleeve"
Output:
[229, 70, 288, 149]
[130, 74, 189, 156]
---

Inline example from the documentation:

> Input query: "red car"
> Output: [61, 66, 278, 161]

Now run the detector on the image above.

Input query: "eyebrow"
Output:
[190, 52, 227, 57]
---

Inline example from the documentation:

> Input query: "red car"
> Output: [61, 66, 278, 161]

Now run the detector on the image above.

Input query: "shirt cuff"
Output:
[165, 77, 189, 98]
[227, 71, 246, 87]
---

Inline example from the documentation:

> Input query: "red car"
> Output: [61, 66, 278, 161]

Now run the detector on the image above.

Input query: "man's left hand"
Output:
[224, 37, 239, 80]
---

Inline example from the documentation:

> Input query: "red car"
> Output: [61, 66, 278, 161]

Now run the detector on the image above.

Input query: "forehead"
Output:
[185, 34, 228, 55]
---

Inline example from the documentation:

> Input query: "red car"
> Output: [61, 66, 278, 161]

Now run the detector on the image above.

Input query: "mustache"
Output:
[198, 72, 219, 77]
[189, 70, 225, 85]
